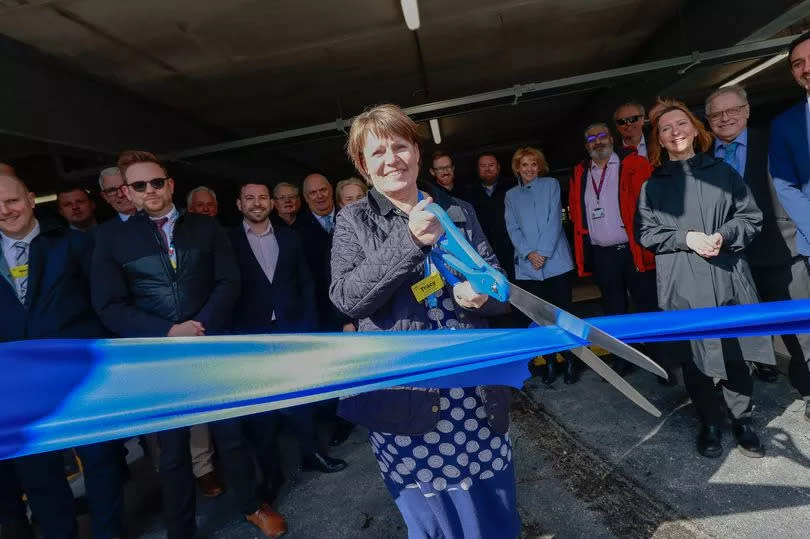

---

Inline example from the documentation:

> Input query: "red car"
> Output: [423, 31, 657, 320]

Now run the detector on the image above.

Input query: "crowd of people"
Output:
[4, 30, 810, 539]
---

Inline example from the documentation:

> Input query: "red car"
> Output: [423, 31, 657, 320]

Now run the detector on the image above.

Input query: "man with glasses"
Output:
[767, 33, 810, 424]
[428, 151, 466, 197]
[568, 123, 661, 377]
[613, 101, 648, 157]
[271, 182, 301, 227]
[99, 166, 136, 221]
[91, 150, 287, 538]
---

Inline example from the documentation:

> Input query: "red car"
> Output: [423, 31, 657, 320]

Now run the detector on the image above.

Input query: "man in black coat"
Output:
[295, 173, 354, 332]
[91, 151, 286, 539]
[706, 85, 810, 422]
[229, 181, 347, 474]
[0, 173, 125, 539]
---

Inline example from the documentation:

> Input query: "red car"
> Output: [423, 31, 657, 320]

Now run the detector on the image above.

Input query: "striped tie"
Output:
[13, 240, 28, 303]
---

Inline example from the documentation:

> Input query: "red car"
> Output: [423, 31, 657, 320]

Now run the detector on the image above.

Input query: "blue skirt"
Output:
[369, 387, 521, 539]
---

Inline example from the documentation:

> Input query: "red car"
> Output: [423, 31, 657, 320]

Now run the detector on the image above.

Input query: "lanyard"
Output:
[415, 190, 440, 309]
[590, 163, 609, 202]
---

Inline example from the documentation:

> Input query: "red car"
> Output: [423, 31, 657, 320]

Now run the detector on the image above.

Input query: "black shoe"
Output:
[330, 420, 355, 447]
[805, 401, 810, 423]
[697, 424, 723, 458]
[732, 420, 765, 458]
[753, 364, 780, 383]
[301, 452, 347, 473]
[563, 357, 577, 385]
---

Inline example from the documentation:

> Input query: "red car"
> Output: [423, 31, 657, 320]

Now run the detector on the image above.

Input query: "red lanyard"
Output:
[590, 164, 609, 202]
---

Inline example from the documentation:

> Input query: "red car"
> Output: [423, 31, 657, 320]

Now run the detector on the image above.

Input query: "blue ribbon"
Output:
[2, 298, 810, 459]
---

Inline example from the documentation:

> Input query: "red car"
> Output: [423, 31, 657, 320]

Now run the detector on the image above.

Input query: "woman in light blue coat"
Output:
[505, 147, 577, 384]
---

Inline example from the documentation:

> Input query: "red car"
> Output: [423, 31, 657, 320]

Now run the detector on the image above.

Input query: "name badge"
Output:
[591, 207, 605, 219]
[411, 272, 444, 303]
[10, 264, 28, 279]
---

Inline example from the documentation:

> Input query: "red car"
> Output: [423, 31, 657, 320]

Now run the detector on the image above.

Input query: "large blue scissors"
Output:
[425, 203, 667, 417]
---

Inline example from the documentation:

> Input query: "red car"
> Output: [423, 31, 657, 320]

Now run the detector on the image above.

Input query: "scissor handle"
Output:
[425, 203, 510, 302]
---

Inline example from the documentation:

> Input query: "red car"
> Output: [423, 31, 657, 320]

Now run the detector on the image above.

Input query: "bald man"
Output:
[0, 174, 125, 539]
[0, 162, 14, 176]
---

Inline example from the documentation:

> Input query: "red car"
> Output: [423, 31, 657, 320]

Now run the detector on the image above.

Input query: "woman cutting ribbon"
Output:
[329, 104, 520, 538]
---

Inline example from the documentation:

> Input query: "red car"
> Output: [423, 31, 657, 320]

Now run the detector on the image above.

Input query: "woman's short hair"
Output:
[336, 177, 369, 203]
[346, 104, 423, 180]
[648, 98, 714, 168]
[511, 147, 550, 177]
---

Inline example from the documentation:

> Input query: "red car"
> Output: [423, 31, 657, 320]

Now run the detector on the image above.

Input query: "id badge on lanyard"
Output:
[590, 164, 608, 219]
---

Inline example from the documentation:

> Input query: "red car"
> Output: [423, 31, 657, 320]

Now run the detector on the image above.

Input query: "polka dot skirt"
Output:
[369, 386, 513, 498]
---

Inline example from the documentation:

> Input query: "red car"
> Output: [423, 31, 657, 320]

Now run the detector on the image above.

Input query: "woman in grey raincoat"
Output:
[635, 98, 775, 460]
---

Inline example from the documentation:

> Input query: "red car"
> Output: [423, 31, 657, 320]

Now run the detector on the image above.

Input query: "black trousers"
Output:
[158, 412, 281, 539]
[682, 345, 754, 426]
[751, 259, 810, 398]
[0, 459, 27, 527]
[515, 272, 576, 364]
[591, 243, 658, 315]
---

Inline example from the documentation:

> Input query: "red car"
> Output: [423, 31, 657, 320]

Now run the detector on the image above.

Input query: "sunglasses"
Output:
[615, 114, 643, 126]
[127, 178, 168, 193]
[585, 132, 610, 143]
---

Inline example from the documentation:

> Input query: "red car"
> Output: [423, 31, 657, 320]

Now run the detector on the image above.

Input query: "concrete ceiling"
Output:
[0, 0, 808, 192]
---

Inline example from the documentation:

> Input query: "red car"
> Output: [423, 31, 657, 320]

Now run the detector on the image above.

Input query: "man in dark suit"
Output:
[296, 173, 354, 332]
[229, 181, 347, 474]
[709, 85, 810, 423]
[0, 173, 125, 539]
[91, 151, 286, 539]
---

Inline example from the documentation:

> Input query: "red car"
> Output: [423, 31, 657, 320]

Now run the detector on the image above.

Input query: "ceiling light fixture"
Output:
[34, 193, 56, 204]
[721, 52, 788, 87]
[429, 118, 441, 144]
[400, 0, 420, 31]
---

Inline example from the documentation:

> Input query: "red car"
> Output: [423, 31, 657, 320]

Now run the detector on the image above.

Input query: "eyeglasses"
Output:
[615, 114, 643, 126]
[707, 104, 747, 123]
[127, 178, 168, 192]
[101, 185, 124, 195]
[274, 195, 298, 201]
[585, 132, 610, 143]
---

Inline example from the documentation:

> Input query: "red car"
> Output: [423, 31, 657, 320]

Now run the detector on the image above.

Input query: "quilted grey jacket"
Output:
[329, 183, 513, 434]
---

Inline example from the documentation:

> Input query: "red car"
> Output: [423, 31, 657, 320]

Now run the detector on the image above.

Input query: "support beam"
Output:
[167, 35, 797, 160]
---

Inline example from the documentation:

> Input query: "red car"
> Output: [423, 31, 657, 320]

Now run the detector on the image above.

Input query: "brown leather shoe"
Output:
[245, 503, 287, 538]
[195, 471, 225, 498]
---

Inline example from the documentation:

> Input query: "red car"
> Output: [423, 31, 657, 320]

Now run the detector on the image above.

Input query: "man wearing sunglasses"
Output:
[91, 151, 287, 538]
[568, 123, 663, 378]
[613, 102, 648, 158]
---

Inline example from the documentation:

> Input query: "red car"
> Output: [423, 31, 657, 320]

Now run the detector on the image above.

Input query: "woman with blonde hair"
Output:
[335, 176, 368, 208]
[636, 98, 774, 459]
[504, 147, 577, 384]
[330, 103, 520, 538]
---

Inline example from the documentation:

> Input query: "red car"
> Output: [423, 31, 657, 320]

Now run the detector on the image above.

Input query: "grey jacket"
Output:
[329, 183, 513, 434]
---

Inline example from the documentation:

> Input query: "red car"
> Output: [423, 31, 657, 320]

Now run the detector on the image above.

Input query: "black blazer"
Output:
[1, 223, 105, 342]
[463, 175, 517, 279]
[741, 128, 799, 267]
[292, 210, 350, 331]
[229, 223, 317, 333]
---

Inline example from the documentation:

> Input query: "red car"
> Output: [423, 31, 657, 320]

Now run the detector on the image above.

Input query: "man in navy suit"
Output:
[0, 173, 125, 539]
[230, 181, 347, 475]
[768, 32, 810, 423]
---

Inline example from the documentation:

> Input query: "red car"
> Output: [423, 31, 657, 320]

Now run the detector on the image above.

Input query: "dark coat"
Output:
[91, 210, 240, 337]
[292, 209, 350, 331]
[635, 153, 774, 378]
[229, 222, 317, 333]
[737, 128, 800, 267]
[463, 176, 517, 280]
[329, 182, 512, 435]
[1, 223, 105, 341]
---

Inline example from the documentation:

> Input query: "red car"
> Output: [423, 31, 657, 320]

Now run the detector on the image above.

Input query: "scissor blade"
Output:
[508, 283, 668, 379]
[568, 346, 662, 417]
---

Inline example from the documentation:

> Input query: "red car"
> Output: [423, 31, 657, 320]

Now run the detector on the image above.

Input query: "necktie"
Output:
[723, 142, 741, 176]
[13, 241, 28, 303]
[154, 217, 170, 250]
[323, 214, 334, 234]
